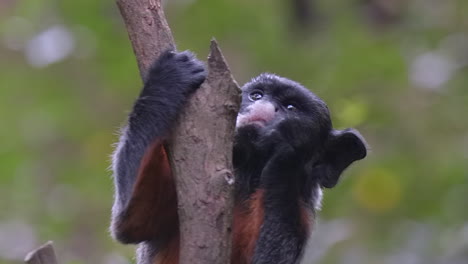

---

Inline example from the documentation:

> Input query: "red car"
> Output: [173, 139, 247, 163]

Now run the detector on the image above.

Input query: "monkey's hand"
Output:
[130, 50, 206, 129]
[142, 50, 207, 98]
[273, 118, 318, 156]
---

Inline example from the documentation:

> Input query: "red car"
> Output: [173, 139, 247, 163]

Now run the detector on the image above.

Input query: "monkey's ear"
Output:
[314, 129, 367, 188]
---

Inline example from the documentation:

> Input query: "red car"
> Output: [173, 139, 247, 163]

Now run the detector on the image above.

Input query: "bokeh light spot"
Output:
[353, 168, 402, 213]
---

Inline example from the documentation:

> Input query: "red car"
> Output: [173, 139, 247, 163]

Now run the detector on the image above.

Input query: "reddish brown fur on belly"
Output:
[150, 188, 266, 264]
[117, 140, 178, 243]
[148, 189, 311, 264]
[231, 189, 265, 264]
[299, 201, 312, 237]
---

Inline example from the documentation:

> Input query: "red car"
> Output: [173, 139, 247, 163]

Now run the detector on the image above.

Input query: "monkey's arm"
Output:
[252, 144, 310, 264]
[111, 51, 206, 244]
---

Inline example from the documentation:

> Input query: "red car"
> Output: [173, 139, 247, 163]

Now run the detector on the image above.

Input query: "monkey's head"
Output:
[235, 73, 367, 188]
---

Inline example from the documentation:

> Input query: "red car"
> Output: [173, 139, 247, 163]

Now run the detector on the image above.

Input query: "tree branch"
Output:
[116, 0, 241, 263]
[168, 39, 240, 263]
[116, 0, 175, 77]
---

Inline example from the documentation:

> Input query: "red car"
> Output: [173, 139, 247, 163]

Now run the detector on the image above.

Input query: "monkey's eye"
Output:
[249, 91, 263, 101]
[286, 104, 296, 111]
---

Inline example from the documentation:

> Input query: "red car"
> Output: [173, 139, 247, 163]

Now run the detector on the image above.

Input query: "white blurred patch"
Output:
[0, 220, 37, 260]
[25, 25, 75, 68]
[314, 187, 323, 210]
[409, 52, 456, 91]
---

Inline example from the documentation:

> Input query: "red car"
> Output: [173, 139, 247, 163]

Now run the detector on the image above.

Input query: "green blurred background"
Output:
[1, 0, 467, 263]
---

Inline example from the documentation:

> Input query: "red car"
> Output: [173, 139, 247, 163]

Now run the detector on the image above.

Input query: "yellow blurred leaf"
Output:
[352, 168, 401, 213]
[336, 99, 368, 127]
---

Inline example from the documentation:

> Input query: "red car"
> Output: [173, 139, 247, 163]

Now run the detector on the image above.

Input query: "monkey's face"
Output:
[234, 74, 367, 189]
[235, 73, 331, 148]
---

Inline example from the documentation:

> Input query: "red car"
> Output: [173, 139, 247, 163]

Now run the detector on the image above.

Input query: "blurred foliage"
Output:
[0, 0, 467, 263]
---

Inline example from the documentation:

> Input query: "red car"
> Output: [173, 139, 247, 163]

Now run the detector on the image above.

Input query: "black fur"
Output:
[111, 50, 206, 238]
[234, 74, 366, 263]
[111, 51, 367, 264]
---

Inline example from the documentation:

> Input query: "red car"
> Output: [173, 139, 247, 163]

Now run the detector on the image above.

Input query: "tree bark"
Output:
[116, 0, 241, 263]
[116, 0, 175, 78]
[168, 40, 240, 264]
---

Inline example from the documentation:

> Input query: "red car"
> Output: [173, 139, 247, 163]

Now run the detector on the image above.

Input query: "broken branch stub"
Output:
[24, 241, 59, 264]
